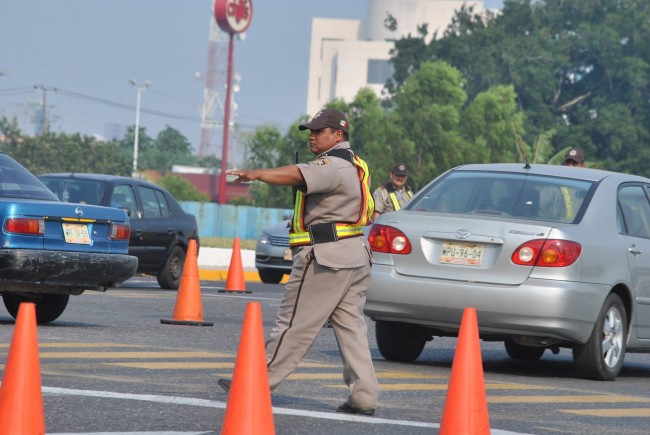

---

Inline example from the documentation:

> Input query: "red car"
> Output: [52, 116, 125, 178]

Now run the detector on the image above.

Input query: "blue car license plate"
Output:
[62, 223, 91, 244]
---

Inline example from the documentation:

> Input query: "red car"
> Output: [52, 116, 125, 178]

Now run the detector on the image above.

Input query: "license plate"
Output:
[62, 223, 91, 245]
[440, 242, 484, 266]
[283, 248, 293, 261]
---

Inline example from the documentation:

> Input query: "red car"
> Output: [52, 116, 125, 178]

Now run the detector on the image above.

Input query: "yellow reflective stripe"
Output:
[289, 224, 364, 246]
[354, 156, 374, 225]
[289, 232, 311, 245]
[388, 192, 401, 211]
[560, 186, 573, 217]
[292, 191, 306, 233]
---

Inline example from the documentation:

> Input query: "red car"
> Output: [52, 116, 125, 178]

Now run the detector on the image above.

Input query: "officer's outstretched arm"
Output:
[227, 165, 304, 187]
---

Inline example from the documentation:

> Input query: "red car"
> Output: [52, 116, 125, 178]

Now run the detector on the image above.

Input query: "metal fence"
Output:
[180, 202, 291, 240]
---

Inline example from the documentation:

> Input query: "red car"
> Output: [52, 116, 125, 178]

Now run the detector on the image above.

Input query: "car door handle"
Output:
[167, 228, 175, 235]
[628, 245, 643, 255]
[134, 230, 143, 237]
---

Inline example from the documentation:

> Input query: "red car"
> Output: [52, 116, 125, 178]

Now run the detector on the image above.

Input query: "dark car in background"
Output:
[255, 219, 292, 284]
[39, 173, 199, 289]
[366, 163, 650, 381]
[0, 153, 137, 323]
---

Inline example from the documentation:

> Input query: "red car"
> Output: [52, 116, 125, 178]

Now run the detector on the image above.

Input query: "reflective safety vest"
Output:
[289, 149, 374, 247]
[560, 186, 573, 218]
[384, 182, 413, 211]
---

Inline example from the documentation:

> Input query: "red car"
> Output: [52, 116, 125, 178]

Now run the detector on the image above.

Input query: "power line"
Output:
[0, 84, 259, 130]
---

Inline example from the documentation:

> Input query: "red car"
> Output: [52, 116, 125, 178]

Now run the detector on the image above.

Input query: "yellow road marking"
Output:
[377, 372, 446, 379]
[561, 408, 650, 417]
[106, 361, 336, 369]
[38, 351, 231, 359]
[106, 362, 236, 369]
[489, 395, 650, 404]
[0, 342, 139, 349]
[326, 382, 548, 391]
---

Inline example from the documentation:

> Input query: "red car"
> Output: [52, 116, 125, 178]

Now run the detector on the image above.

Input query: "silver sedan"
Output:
[365, 163, 650, 381]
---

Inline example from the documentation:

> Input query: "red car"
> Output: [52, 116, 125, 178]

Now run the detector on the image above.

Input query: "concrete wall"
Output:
[180, 201, 292, 241]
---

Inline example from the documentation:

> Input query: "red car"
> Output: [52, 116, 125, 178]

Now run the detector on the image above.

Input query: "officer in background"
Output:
[561, 147, 586, 218]
[563, 148, 585, 167]
[371, 163, 413, 221]
[221, 109, 379, 416]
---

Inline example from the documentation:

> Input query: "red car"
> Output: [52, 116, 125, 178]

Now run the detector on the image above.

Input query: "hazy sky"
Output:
[0, 0, 502, 156]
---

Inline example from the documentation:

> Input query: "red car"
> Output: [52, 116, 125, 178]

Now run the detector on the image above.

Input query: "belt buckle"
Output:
[308, 221, 338, 244]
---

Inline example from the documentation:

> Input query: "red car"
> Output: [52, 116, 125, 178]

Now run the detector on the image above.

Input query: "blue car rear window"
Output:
[0, 154, 59, 201]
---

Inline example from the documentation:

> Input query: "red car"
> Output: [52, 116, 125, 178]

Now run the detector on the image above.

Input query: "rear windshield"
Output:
[0, 154, 59, 200]
[407, 171, 594, 224]
[39, 177, 108, 205]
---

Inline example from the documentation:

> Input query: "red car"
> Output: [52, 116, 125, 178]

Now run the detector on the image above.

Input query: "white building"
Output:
[306, 0, 484, 116]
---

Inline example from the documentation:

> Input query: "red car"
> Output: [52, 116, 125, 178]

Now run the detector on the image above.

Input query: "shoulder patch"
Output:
[315, 157, 330, 165]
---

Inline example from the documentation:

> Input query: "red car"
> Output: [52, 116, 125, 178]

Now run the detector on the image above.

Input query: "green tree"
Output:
[392, 61, 469, 188]
[143, 126, 196, 172]
[244, 124, 298, 208]
[158, 174, 210, 202]
[388, 0, 650, 175]
[462, 84, 527, 163]
[348, 88, 404, 190]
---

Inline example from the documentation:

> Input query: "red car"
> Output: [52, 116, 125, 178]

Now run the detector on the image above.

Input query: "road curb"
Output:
[198, 269, 289, 284]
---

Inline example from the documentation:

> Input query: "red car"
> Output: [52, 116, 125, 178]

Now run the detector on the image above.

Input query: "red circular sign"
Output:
[214, 0, 253, 34]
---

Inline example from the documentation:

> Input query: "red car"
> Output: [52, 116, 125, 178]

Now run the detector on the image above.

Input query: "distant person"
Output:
[563, 148, 585, 167]
[371, 163, 413, 221]
[561, 148, 586, 218]
[220, 108, 378, 416]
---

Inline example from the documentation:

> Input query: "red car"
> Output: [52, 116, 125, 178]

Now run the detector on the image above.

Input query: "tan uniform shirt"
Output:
[373, 184, 412, 214]
[296, 142, 371, 269]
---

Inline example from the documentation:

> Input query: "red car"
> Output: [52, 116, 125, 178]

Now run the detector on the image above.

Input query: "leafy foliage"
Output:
[158, 174, 210, 202]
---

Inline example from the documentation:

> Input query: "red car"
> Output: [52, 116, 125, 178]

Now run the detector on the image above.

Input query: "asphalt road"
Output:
[2, 276, 650, 434]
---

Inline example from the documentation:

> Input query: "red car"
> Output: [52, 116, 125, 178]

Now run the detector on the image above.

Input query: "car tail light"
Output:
[512, 239, 582, 267]
[110, 223, 131, 240]
[4, 217, 44, 235]
[368, 224, 412, 254]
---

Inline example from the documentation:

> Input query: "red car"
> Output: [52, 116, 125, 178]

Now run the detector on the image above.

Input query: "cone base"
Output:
[160, 319, 214, 326]
[219, 289, 252, 294]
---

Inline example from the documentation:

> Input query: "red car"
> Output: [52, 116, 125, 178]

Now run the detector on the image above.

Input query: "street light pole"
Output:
[128, 78, 151, 178]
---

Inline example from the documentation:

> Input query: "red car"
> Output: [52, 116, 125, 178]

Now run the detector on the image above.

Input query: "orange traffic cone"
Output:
[161, 238, 213, 326]
[219, 237, 250, 294]
[439, 307, 491, 435]
[0, 302, 45, 434]
[221, 302, 275, 434]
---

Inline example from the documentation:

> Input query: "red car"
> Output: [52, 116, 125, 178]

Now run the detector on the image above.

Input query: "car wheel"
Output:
[259, 269, 284, 284]
[375, 320, 428, 362]
[573, 293, 627, 381]
[2, 293, 70, 324]
[157, 246, 186, 290]
[504, 339, 545, 360]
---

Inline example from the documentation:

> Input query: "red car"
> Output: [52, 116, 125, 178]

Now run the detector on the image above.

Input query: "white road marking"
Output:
[43, 386, 528, 434]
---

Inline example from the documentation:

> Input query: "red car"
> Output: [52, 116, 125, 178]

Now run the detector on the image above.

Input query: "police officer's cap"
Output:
[299, 109, 349, 133]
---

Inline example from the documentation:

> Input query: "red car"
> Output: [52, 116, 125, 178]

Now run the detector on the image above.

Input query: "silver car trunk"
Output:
[384, 211, 553, 285]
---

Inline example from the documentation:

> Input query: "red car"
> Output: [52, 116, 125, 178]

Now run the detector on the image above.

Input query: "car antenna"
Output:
[523, 159, 531, 170]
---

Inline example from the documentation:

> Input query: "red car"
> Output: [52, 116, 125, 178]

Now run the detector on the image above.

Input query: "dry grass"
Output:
[200, 237, 257, 250]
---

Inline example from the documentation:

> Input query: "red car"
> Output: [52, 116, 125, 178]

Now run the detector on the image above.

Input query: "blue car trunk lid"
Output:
[8, 201, 129, 253]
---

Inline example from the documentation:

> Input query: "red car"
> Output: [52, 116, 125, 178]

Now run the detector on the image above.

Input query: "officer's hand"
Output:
[226, 169, 257, 183]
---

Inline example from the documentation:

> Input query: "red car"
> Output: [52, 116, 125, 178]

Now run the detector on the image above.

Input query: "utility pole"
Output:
[128, 79, 151, 178]
[34, 85, 52, 135]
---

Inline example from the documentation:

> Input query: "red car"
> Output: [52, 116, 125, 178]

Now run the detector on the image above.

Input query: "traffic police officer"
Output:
[223, 108, 379, 416]
[371, 163, 413, 221]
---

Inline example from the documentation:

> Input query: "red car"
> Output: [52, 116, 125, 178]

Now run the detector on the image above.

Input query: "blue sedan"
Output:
[0, 153, 138, 323]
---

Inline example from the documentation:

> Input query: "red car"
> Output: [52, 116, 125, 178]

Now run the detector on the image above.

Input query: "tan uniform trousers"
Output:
[265, 246, 379, 410]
